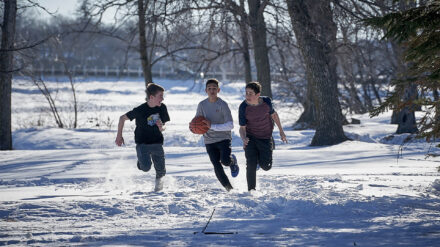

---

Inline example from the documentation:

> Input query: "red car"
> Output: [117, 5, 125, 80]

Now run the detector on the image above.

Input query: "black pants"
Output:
[245, 136, 273, 191]
[205, 139, 233, 188]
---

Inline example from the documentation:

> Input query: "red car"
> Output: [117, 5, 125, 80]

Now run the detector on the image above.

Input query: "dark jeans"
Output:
[244, 136, 273, 191]
[205, 139, 233, 188]
[136, 143, 166, 178]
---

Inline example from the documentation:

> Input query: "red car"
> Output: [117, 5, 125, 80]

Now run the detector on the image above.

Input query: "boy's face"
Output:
[149, 91, 164, 107]
[245, 88, 260, 102]
[205, 83, 220, 98]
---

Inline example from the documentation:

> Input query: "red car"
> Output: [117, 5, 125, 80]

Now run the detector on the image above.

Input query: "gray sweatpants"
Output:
[136, 143, 166, 178]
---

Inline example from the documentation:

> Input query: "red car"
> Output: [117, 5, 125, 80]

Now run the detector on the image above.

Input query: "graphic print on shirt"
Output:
[147, 113, 160, 126]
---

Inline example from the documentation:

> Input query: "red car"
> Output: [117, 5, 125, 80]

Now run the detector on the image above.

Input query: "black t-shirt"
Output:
[126, 103, 170, 144]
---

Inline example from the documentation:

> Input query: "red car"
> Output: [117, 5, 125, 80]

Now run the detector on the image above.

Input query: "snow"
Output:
[1, 78, 439, 246]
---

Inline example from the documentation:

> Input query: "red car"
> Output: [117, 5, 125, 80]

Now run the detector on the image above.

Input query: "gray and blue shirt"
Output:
[196, 97, 233, 144]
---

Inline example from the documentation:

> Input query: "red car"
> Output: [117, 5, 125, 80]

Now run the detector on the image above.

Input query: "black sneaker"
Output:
[230, 154, 239, 177]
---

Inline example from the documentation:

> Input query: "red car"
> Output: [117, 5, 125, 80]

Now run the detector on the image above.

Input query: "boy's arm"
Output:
[271, 112, 287, 143]
[210, 121, 233, 131]
[159, 105, 170, 132]
[205, 102, 234, 131]
[115, 114, 129, 146]
[156, 119, 165, 132]
[239, 125, 249, 148]
[214, 101, 234, 131]
[195, 102, 203, 117]
[238, 102, 249, 148]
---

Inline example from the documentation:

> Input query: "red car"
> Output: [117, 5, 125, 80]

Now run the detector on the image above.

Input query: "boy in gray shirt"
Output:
[194, 78, 239, 191]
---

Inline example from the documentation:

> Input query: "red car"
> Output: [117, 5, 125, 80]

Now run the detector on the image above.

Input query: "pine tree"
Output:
[366, 0, 440, 142]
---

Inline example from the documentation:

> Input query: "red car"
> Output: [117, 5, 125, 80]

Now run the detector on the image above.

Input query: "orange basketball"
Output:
[189, 116, 209, 134]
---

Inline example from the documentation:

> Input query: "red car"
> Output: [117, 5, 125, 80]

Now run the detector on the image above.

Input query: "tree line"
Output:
[1, 0, 438, 150]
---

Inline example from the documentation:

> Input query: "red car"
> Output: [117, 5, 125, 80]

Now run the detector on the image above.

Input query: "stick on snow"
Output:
[193, 208, 237, 235]
[202, 208, 215, 233]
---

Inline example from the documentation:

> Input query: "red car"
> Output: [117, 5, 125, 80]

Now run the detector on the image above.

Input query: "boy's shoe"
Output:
[154, 177, 164, 192]
[230, 154, 239, 177]
[224, 184, 233, 192]
[249, 189, 259, 196]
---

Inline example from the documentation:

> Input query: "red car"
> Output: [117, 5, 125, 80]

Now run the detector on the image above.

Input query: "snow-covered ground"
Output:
[1, 78, 439, 246]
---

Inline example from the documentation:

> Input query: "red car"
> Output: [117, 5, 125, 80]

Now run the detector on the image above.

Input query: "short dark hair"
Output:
[246, 81, 262, 94]
[146, 83, 165, 100]
[205, 78, 220, 88]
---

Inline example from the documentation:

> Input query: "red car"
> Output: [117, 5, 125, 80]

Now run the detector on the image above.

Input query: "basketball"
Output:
[189, 116, 209, 134]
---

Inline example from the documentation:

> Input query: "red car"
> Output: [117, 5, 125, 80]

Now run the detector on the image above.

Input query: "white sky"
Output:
[36, 0, 80, 17]
[34, 0, 117, 23]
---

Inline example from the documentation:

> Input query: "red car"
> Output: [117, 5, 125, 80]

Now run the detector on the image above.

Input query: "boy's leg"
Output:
[136, 144, 153, 172]
[218, 139, 239, 177]
[245, 137, 258, 191]
[206, 143, 232, 189]
[219, 139, 233, 166]
[256, 138, 273, 171]
[150, 144, 166, 179]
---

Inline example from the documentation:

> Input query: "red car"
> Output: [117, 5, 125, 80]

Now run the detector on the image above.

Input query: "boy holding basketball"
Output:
[193, 78, 239, 192]
[115, 83, 170, 192]
[239, 82, 287, 192]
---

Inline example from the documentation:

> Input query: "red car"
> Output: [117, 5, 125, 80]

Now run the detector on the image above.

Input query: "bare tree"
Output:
[53, 37, 78, 129]
[286, 0, 347, 146]
[211, 0, 273, 94]
[137, 0, 152, 86]
[224, 0, 252, 83]
[247, 0, 272, 97]
[0, 0, 17, 150]
[31, 76, 64, 128]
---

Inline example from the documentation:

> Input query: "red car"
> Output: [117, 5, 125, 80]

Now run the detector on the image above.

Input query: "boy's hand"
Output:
[115, 136, 125, 146]
[203, 119, 211, 129]
[280, 131, 288, 143]
[156, 119, 164, 131]
[242, 137, 249, 148]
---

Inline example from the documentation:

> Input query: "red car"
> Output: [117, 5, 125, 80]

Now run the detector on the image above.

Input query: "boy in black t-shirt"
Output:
[115, 83, 170, 192]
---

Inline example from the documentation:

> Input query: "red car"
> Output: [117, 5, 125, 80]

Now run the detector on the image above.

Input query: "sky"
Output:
[37, 0, 80, 18]
[34, 0, 116, 23]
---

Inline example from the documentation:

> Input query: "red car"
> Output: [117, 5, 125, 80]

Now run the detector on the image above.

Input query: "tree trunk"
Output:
[137, 0, 153, 88]
[286, 0, 347, 146]
[0, 0, 17, 150]
[395, 107, 418, 134]
[434, 89, 440, 134]
[348, 80, 367, 114]
[238, 0, 252, 83]
[294, 71, 317, 129]
[247, 0, 271, 97]
[369, 80, 382, 106]
[389, 0, 419, 132]
[361, 82, 373, 111]
[390, 40, 418, 132]
[395, 83, 418, 134]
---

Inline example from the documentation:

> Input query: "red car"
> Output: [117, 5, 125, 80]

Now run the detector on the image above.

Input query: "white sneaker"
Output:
[249, 189, 261, 196]
[154, 177, 164, 192]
